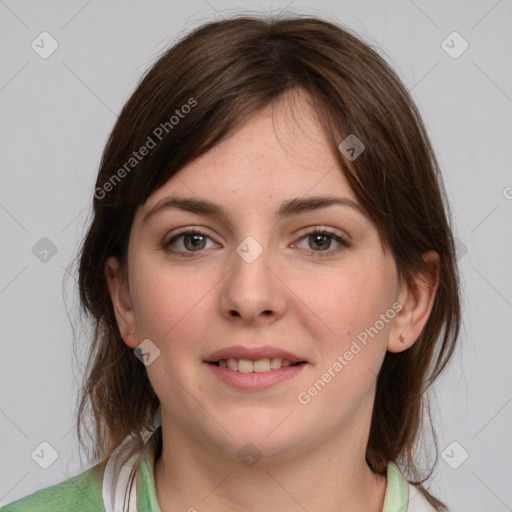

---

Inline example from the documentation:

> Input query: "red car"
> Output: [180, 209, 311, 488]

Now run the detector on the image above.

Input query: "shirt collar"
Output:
[382, 461, 410, 512]
[136, 433, 409, 512]
[137, 441, 161, 511]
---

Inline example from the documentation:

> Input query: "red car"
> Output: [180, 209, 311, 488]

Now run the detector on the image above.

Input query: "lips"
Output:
[204, 345, 306, 365]
[204, 345, 308, 389]
[205, 346, 308, 390]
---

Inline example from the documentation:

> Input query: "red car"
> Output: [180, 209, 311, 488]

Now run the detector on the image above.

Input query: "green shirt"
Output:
[1, 437, 434, 512]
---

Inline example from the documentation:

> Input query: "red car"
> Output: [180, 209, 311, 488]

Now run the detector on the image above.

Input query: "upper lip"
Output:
[204, 345, 306, 364]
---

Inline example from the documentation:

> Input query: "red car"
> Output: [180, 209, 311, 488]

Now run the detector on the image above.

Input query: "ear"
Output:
[104, 256, 139, 349]
[387, 251, 440, 353]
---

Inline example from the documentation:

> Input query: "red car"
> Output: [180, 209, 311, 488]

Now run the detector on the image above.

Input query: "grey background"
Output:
[1, 0, 511, 510]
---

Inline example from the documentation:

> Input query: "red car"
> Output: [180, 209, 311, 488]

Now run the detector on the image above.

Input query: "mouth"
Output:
[204, 345, 308, 390]
[207, 357, 306, 373]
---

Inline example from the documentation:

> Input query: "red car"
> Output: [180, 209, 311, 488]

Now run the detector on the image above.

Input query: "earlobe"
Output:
[387, 251, 440, 353]
[104, 256, 139, 348]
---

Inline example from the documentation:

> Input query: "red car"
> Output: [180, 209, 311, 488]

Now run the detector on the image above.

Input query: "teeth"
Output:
[270, 357, 282, 369]
[217, 357, 298, 372]
[238, 359, 254, 373]
[253, 359, 270, 372]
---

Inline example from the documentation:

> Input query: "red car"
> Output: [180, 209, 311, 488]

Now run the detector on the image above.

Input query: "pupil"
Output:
[186, 234, 205, 250]
[311, 234, 330, 250]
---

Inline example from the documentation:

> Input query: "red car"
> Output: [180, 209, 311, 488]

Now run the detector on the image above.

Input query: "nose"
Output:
[218, 240, 287, 325]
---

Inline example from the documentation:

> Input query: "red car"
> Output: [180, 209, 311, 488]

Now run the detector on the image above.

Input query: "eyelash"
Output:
[162, 227, 351, 258]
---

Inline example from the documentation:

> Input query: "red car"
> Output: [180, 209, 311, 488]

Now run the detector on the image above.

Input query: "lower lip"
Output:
[205, 362, 307, 390]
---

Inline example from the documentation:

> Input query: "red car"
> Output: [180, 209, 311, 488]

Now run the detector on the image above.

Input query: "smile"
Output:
[212, 357, 301, 373]
[206, 359, 307, 390]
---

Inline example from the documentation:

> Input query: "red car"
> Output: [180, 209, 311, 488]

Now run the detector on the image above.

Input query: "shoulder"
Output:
[0, 465, 104, 512]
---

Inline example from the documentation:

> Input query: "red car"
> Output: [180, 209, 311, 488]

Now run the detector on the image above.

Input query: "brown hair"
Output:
[75, 13, 460, 510]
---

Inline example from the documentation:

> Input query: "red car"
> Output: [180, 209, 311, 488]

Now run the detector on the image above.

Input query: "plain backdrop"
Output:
[1, 1, 511, 510]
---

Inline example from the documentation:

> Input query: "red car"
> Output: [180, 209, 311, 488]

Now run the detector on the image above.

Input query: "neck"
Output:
[154, 416, 387, 512]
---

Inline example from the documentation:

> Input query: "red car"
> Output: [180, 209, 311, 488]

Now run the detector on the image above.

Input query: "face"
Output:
[107, 94, 415, 463]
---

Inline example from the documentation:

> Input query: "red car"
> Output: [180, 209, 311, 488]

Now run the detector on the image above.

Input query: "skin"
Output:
[105, 91, 439, 512]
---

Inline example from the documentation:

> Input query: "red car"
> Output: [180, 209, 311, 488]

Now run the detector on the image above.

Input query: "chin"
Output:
[202, 412, 307, 461]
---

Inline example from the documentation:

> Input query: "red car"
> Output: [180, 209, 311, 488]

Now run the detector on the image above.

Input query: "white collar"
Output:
[102, 428, 158, 512]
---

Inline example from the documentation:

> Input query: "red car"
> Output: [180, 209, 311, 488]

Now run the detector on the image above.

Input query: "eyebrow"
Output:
[143, 195, 365, 224]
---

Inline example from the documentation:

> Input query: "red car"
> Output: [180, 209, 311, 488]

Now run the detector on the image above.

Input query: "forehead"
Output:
[142, 95, 355, 214]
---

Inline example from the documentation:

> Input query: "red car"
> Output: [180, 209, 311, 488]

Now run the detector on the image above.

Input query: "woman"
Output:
[2, 13, 460, 512]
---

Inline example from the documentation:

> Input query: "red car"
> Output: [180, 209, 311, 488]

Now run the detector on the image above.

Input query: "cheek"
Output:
[129, 258, 216, 347]
[299, 265, 394, 340]
[293, 262, 395, 360]
[293, 268, 394, 415]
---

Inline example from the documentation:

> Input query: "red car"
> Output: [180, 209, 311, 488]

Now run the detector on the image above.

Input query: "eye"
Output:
[163, 229, 218, 255]
[162, 227, 351, 257]
[295, 229, 351, 255]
